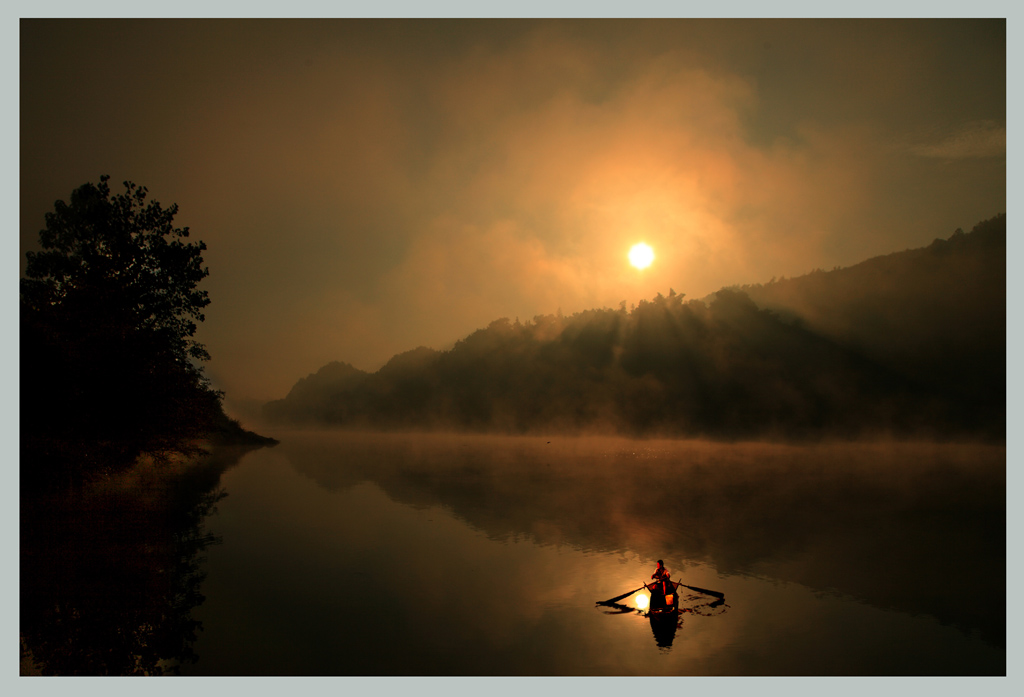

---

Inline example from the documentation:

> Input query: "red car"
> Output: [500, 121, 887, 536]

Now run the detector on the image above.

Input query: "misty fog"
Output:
[262, 215, 1004, 442]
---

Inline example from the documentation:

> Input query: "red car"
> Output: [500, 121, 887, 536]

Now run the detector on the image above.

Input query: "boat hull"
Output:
[647, 605, 680, 647]
[647, 580, 678, 612]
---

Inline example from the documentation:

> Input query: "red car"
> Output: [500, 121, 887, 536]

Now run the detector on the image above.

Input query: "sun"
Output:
[628, 242, 655, 269]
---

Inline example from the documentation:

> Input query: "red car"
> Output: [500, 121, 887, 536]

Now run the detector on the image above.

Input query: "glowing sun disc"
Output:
[635, 593, 650, 610]
[629, 243, 655, 269]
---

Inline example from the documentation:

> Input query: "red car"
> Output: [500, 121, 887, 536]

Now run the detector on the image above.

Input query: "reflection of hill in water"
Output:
[280, 431, 1005, 650]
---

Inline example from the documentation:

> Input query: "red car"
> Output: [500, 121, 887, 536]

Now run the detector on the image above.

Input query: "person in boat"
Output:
[648, 560, 675, 610]
[652, 560, 671, 585]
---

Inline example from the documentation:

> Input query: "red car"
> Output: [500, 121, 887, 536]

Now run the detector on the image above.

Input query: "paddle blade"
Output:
[597, 586, 644, 605]
[677, 582, 724, 599]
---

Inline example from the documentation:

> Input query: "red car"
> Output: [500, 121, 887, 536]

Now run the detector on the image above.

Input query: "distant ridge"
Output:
[736, 213, 1005, 421]
[264, 215, 1005, 441]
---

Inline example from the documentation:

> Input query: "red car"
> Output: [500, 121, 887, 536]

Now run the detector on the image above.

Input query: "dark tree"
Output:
[22, 175, 210, 362]
[21, 177, 221, 489]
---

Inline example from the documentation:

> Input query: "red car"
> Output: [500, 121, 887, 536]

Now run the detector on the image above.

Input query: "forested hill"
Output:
[264, 214, 1005, 440]
[735, 213, 1005, 420]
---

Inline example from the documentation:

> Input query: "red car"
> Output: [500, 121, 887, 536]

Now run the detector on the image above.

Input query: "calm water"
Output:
[171, 431, 1003, 676]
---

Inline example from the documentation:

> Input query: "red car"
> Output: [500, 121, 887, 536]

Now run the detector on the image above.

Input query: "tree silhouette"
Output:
[22, 175, 210, 362]
[21, 176, 222, 489]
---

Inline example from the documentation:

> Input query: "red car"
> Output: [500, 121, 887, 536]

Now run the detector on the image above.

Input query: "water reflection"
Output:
[599, 583, 730, 650]
[650, 593, 730, 649]
[649, 612, 678, 648]
[20, 445, 256, 675]
[278, 431, 1005, 650]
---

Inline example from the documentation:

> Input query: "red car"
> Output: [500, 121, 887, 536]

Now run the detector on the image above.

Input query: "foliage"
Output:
[22, 175, 210, 362]
[21, 177, 223, 490]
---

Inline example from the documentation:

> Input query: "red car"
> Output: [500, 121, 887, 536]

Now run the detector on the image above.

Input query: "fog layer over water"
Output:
[182, 431, 1003, 675]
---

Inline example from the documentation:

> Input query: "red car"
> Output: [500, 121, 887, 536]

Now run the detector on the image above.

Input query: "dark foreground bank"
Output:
[20, 441, 272, 675]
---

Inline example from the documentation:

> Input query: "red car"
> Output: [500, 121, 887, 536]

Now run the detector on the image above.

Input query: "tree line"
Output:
[265, 215, 1005, 441]
[738, 213, 1006, 430]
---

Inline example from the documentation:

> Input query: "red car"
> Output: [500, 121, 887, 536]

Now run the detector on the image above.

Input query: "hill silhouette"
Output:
[264, 215, 1005, 440]
[736, 213, 1005, 432]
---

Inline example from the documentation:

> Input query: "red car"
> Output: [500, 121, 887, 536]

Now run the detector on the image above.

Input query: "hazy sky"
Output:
[19, 18, 1006, 404]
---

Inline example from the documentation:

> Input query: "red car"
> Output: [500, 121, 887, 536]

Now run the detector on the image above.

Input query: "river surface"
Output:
[170, 431, 1003, 676]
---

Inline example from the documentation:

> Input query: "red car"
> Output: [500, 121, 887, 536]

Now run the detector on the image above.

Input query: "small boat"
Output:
[596, 575, 725, 649]
[645, 579, 680, 617]
[646, 580, 681, 647]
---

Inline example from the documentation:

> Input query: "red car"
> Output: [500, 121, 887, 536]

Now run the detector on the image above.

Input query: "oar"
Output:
[596, 584, 647, 605]
[673, 580, 724, 599]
